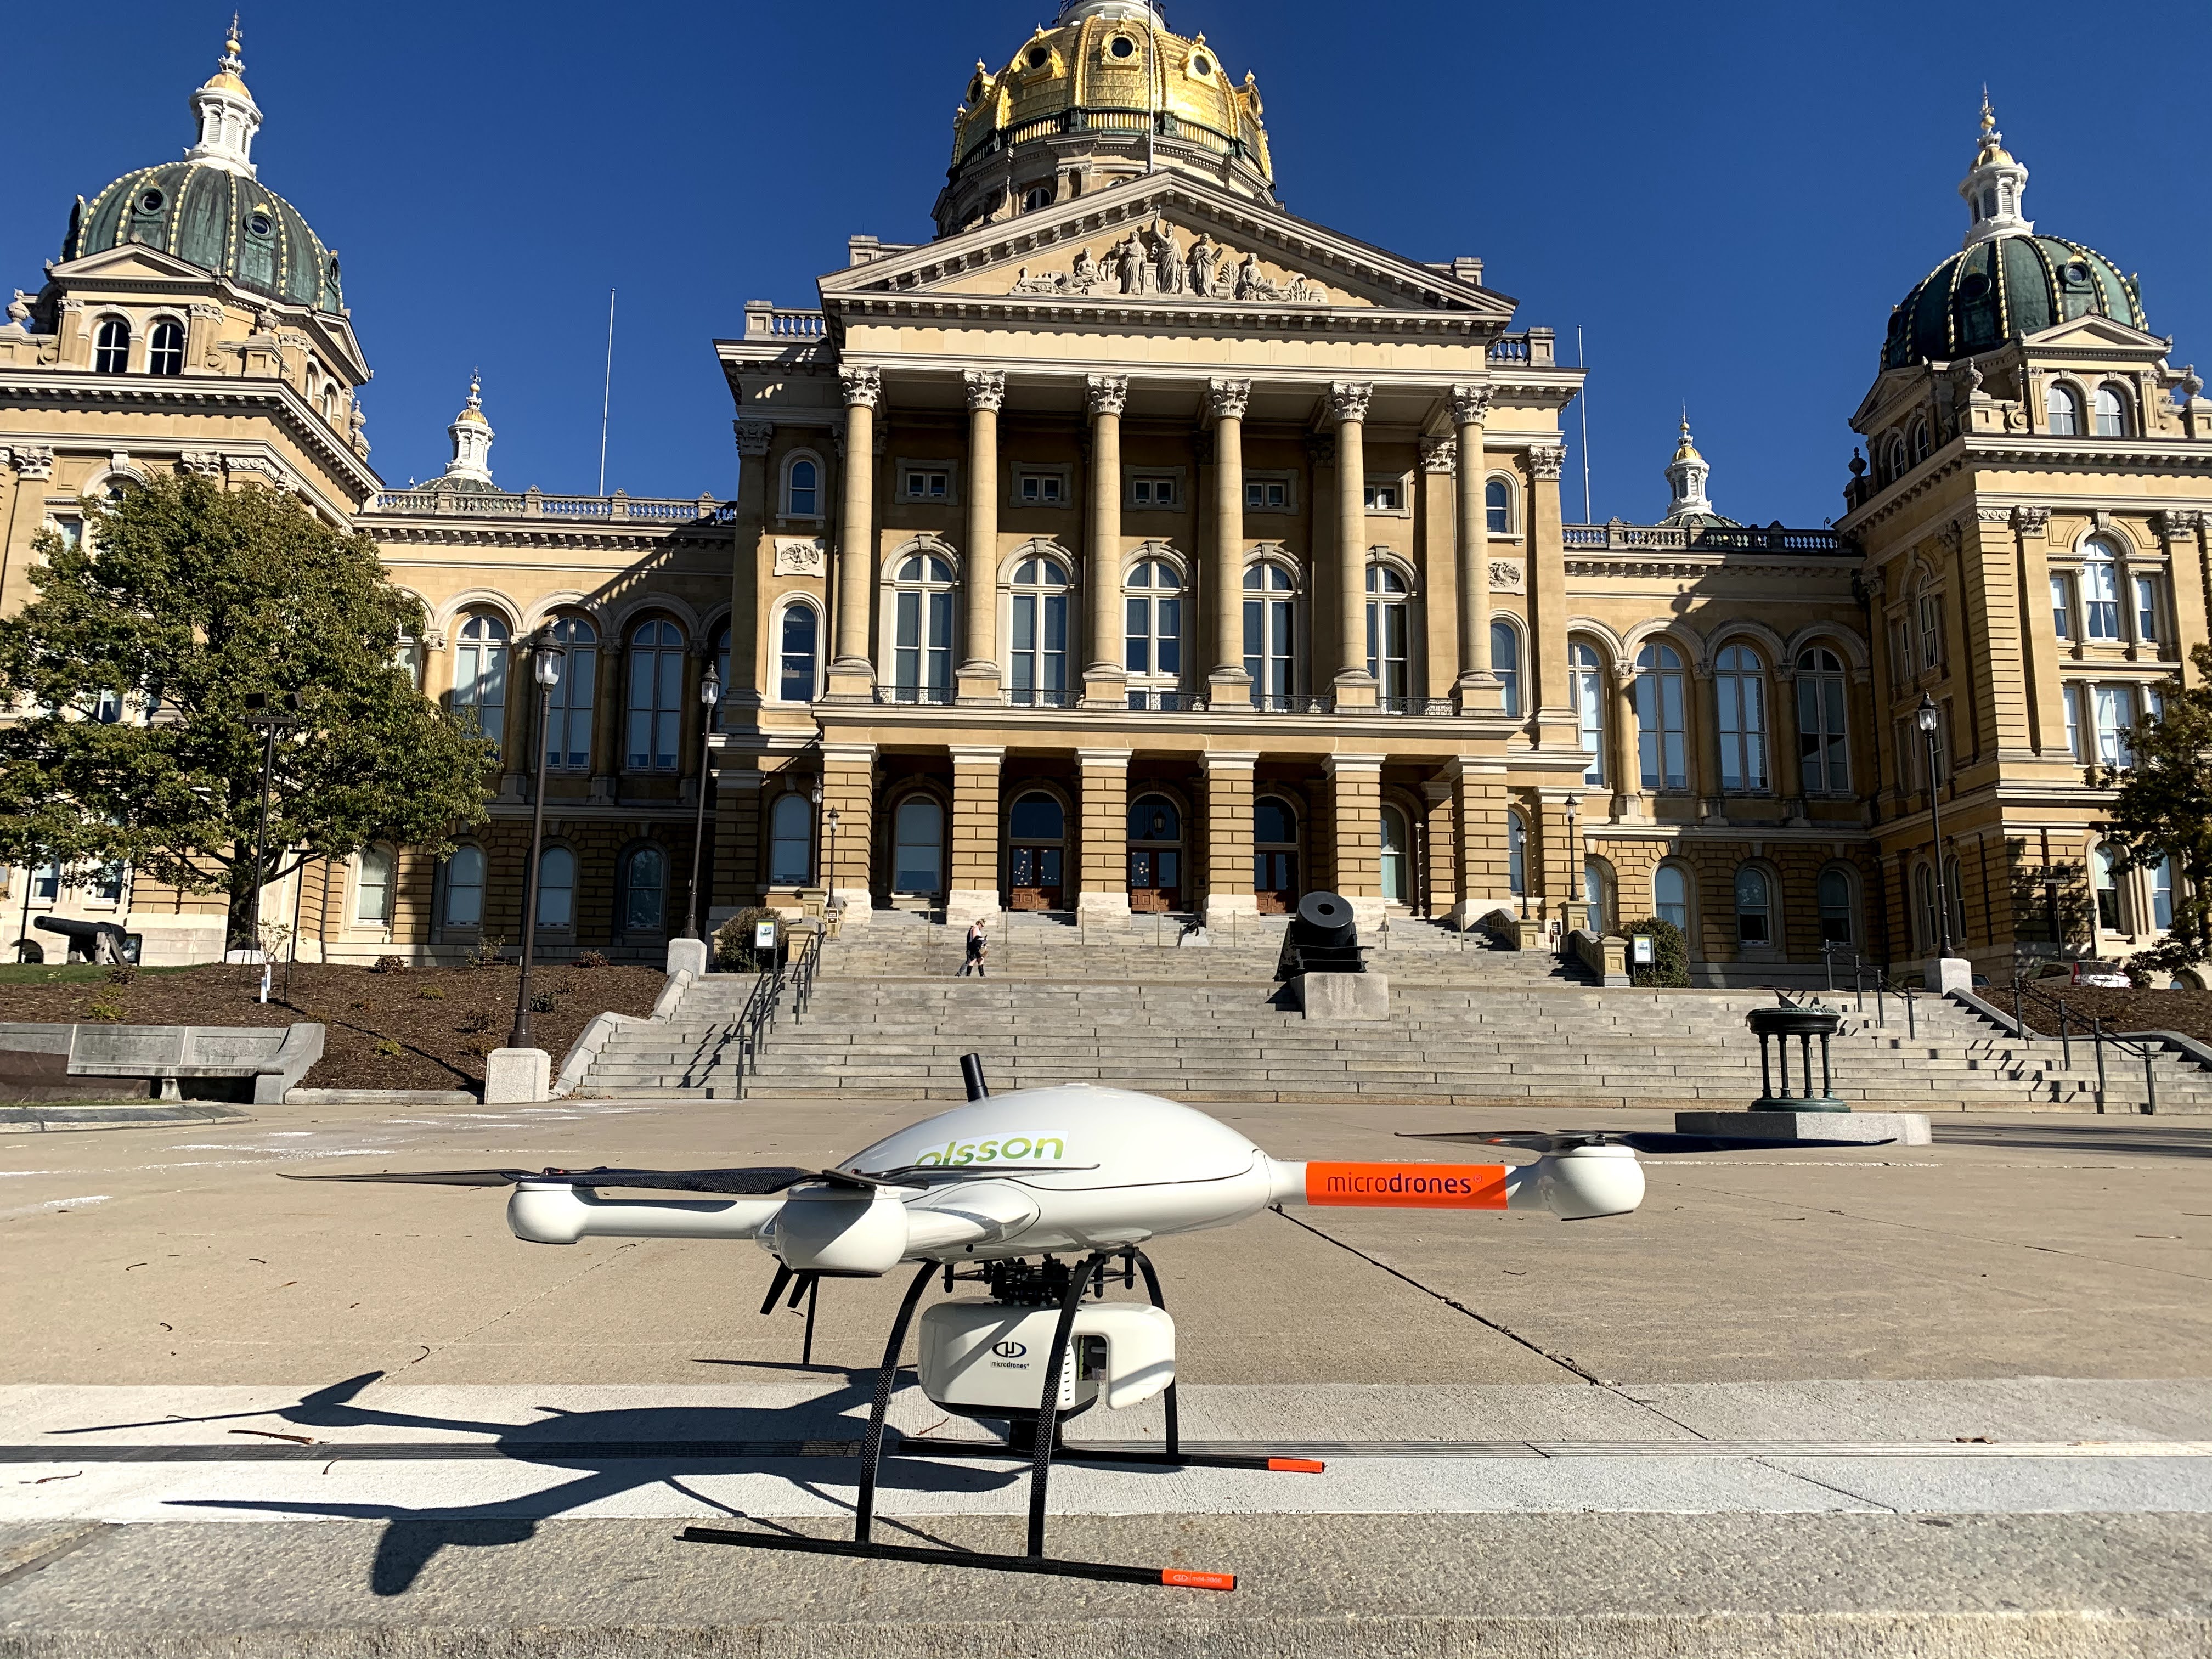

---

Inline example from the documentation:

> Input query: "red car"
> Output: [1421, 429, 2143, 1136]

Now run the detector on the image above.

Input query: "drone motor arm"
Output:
[506, 1184, 788, 1245]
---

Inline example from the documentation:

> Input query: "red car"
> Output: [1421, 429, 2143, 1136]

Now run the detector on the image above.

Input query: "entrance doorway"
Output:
[1379, 804, 1410, 905]
[891, 796, 944, 898]
[1253, 794, 1300, 915]
[1127, 794, 1182, 912]
[1007, 791, 1065, 911]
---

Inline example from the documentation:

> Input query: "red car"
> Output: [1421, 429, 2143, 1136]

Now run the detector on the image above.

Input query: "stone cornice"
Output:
[1564, 554, 1861, 582]
[365, 521, 735, 554]
[1839, 435, 2212, 537]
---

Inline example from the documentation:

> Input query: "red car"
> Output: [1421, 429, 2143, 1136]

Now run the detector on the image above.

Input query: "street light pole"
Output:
[824, 808, 841, 920]
[682, 663, 721, 941]
[1565, 793, 1583, 936]
[507, 639, 566, 1052]
[242, 691, 304, 1003]
[1917, 693, 1954, 958]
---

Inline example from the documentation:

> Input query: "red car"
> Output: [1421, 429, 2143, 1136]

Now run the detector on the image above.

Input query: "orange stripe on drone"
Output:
[1304, 1162, 1510, 1210]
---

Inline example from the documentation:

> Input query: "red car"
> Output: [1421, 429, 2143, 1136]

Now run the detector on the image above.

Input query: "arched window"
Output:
[1128, 794, 1182, 912]
[1365, 563, 1410, 702]
[1884, 436, 1907, 484]
[2081, 541, 2121, 640]
[1818, 868, 1854, 944]
[147, 319, 184, 377]
[1023, 184, 1053, 211]
[2094, 385, 2129, 437]
[1124, 559, 1182, 681]
[622, 844, 667, 933]
[1379, 804, 1410, 904]
[1009, 555, 1071, 707]
[1489, 619, 1520, 716]
[1570, 640, 1605, 786]
[1715, 644, 1768, 791]
[769, 792, 812, 885]
[1254, 795, 1300, 913]
[892, 553, 955, 704]
[1485, 477, 1511, 535]
[1655, 863, 1689, 930]
[1734, 865, 1771, 944]
[1795, 646, 1850, 794]
[778, 603, 820, 703]
[453, 613, 509, 756]
[1243, 563, 1296, 707]
[1915, 862, 1941, 950]
[1944, 854, 1968, 944]
[2046, 383, 2082, 436]
[356, 847, 394, 926]
[893, 795, 944, 895]
[2093, 845, 2123, 932]
[536, 846, 575, 929]
[1909, 419, 1932, 465]
[1583, 857, 1612, 932]
[784, 455, 820, 517]
[93, 318, 130, 374]
[1008, 791, 1066, 910]
[711, 621, 732, 731]
[544, 616, 596, 772]
[443, 845, 486, 928]
[1508, 810, 1527, 899]
[2151, 855, 2175, 931]
[1634, 640, 1688, 791]
[626, 618, 685, 770]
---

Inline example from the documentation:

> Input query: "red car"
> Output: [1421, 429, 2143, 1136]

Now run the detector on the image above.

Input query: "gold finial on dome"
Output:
[203, 13, 249, 91]
[1974, 86, 2013, 166]
[1673, 410, 1702, 465]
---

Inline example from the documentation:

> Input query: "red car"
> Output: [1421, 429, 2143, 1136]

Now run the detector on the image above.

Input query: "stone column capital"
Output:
[1328, 380, 1373, 425]
[947, 744, 1007, 766]
[963, 369, 1006, 412]
[1198, 751, 1259, 774]
[1085, 374, 1128, 417]
[733, 419, 774, 456]
[1528, 444, 1567, 481]
[1448, 382, 1494, 426]
[1206, 377, 1250, 421]
[2012, 504, 2052, 535]
[1076, 747, 1133, 768]
[838, 365, 882, 408]
[1420, 435, 1456, 474]
[1321, 754, 1384, 777]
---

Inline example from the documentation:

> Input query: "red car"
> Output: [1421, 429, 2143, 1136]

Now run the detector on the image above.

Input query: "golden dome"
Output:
[940, 2, 1273, 235]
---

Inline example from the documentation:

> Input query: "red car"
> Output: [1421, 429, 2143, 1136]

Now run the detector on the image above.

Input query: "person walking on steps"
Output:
[958, 917, 989, 977]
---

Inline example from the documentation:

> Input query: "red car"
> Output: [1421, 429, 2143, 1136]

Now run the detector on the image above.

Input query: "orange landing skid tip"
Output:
[1266, 1457, 1328, 1474]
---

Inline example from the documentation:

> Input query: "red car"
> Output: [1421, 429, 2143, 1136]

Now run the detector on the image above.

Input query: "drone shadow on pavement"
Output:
[58, 1369, 1135, 1595]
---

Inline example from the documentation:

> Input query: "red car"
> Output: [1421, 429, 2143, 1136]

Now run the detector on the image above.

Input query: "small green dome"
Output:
[1881, 233, 2143, 371]
[64, 160, 343, 314]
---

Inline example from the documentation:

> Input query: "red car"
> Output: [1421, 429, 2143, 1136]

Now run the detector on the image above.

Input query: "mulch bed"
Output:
[2001, 984, 2212, 1047]
[0, 961, 665, 1091]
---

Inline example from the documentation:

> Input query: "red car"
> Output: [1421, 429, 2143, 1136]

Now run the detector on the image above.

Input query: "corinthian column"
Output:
[826, 365, 881, 698]
[958, 369, 1005, 704]
[1330, 381, 1376, 707]
[1083, 374, 1129, 707]
[1208, 377, 1251, 708]
[1450, 382, 1500, 710]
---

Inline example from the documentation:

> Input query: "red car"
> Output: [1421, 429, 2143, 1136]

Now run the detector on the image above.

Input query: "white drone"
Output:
[292, 1060, 1831, 1591]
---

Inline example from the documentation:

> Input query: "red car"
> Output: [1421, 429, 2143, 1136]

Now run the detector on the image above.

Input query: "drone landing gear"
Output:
[683, 1247, 1318, 1590]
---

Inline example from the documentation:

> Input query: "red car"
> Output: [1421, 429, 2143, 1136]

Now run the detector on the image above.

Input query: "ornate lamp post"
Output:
[1564, 793, 1583, 935]
[824, 808, 841, 917]
[682, 663, 721, 941]
[506, 636, 565, 1052]
[1917, 693, 1954, 958]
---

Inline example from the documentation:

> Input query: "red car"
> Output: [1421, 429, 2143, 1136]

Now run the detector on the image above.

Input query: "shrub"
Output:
[416, 986, 445, 1001]
[457, 1011, 489, 1034]
[715, 908, 786, 972]
[575, 951, 610, 970]
[529, 990, 556, 1014]
[86, 997, 126, 1023]
[1620, 916, 1691, 988]
[369, 955, 407, 975]
[105, 963, 137, 985]
[465, 936, 507, 970]
[373, 1037, 403, 1058]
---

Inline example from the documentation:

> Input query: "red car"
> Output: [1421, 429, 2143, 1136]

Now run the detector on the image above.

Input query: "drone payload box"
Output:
[918, 1300, 1175, 1418]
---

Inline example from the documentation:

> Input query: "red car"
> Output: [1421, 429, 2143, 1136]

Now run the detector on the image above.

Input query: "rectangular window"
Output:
[2094, 683, 2137, 765]
[904, 469, 950, 500]
[52, 518, 83, 552]
[1888, 618, 1912, 683]
[1362, 481, 1401, 511]
[1018, 472, 1064, 504]
[1895, 719, 1916, 791]
[1918, 594, 1943, 670]
[1244, 478, 1289, 510]
[1125, 597, 1150, 675]
[2051, 573, 2072, 641]
[2152, 858, 2175, 931]
[2136, 575, 2159, 642]
[1130, 476, 1176, 507]
[2064, 683, 2083, 760]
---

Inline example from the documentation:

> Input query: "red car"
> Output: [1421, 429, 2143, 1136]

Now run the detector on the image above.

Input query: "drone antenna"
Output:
[960, 1053, 990, 1102]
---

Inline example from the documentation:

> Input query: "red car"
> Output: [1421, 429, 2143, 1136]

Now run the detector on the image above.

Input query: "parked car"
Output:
[2029, 959, 2134, 989]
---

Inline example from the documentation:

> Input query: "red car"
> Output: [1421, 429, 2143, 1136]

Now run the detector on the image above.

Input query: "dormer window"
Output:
[93, 318, 130, 374]
[148, 319, 184, 377]
[1109, 34, 1136, 58]
[1026, 46, 1048, 67]
[1024, 185, 1053, 211]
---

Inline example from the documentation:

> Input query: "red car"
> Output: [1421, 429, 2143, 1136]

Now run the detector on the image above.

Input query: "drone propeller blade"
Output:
[1398, 1131, 1886, 1155]
[283, 1165, 817, 1194]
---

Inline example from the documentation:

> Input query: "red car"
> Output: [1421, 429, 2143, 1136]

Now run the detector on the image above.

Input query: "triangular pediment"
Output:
[2022, 314, 2166, 353]
[820, 174, 1515, 322]
[49, 243, 218, 286]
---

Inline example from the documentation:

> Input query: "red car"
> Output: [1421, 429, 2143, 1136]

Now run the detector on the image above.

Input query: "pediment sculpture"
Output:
[1010, 221, 1327, 304]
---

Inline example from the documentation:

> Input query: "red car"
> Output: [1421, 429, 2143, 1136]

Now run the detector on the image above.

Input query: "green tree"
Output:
[2092, 646, 2210, 971]
[0, 476, 491, 944]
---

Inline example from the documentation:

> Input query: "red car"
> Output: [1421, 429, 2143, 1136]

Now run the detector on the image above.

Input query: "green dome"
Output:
[64, 160, 343, 314]
[1881, 233, 2143, 371]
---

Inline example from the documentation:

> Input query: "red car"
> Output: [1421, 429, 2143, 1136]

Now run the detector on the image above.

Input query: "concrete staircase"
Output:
[575, 966, 2212, 1112]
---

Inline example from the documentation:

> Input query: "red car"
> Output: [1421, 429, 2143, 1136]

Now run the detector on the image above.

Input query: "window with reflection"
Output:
[1570, 640, 1605, 786]
[1715, 645, 1768, 791]
[2081, 543, 2121, 640]
[1818, 868, 1854, 944]
[623, 844, 667, 932]
[93, 318, 130, 374]
[1490, 619, 1520, 715]
[1124, 560, 1181, 678]
[148, 319, 184, 376]
[453, 614, 509, 757]
[891, 554, 955, 703]
[1365, 565, 1409, 701]
[443, 846, 486, 928]
[1243, 563, 1296, 706]
[1734, 865, 1771, 944]
[356, 847, 394, 926]
[785, 456, 819, 516]
[1485, 477, 1511, 534]
[2046, 383, 2082, 435]
[1634, 641, 1688, 791]
[1009, 555, 1070, 706]
[2094, 385, 2128, 437]
[770, 792, 812, 885]
[537, 847, 575, 929]
[626, 619, 685, 770]
[1795, 647, 1849, 794]
[2093, 846, 2124, 931]
[1655, 863, 1689, 930]
[779, 604, 820, 703]
[544, 617, 596, 771]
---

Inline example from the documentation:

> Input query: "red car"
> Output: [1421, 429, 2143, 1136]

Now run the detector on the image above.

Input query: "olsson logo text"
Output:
[913, 1133, 1068, 1166]
[1304, 1162, 1510, 1210]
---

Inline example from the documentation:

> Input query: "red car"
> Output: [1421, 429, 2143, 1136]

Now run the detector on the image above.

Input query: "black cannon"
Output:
[33, 915, 134, 965]
[1745, 999, 1847, 1110]
[1276, 891, 1366, 980]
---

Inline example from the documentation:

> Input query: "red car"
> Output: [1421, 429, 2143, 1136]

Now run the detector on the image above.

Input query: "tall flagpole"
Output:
[1577, 325, 1592, 522]
[597, 288, 617, 496]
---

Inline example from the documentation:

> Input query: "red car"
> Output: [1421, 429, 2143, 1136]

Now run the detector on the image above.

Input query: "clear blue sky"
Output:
[8, 2, 2206, 525]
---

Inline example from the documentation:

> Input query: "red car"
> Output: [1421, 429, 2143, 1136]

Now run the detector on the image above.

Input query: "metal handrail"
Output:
[788, 927, 824, 1019]
[729, 952, 789, 1082]
[1819, 943, 1919, 1039]
[2007, 975, 2160, 1115]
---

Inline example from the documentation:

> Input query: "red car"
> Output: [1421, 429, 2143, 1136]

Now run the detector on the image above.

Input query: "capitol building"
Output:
[3, 2, 2207, 986]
